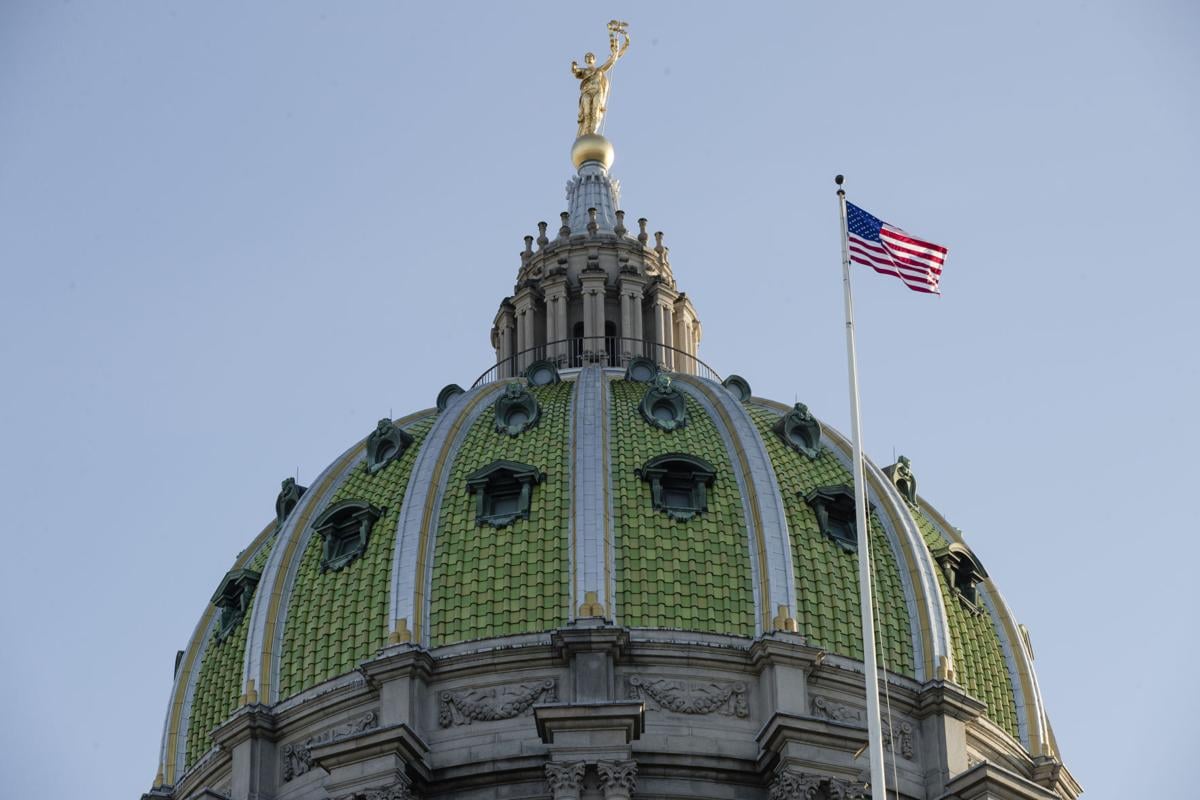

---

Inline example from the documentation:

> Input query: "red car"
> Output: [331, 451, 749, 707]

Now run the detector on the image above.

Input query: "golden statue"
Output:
[571, 20, 630, 138]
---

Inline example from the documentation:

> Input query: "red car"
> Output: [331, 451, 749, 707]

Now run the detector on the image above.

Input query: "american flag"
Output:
[846, 202, 947, 294]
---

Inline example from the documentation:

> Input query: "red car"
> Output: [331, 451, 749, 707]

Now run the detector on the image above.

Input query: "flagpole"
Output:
[836, 174, 888, 797]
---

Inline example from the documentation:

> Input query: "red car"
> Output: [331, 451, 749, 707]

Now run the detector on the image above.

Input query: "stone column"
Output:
[617, 276, 645, 365]
[580, 271, 607, 364]
[493, 304, 516, 379]
[543, 276, 569, 367]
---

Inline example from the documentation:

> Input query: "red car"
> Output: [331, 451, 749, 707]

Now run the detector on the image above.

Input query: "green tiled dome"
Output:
[161, 369, 1045, 778]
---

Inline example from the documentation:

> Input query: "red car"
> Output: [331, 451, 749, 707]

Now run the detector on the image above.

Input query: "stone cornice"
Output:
[310, 722, 430, 780]
[359, 646, 435, 687]
[211, 704, 279, 750]
[748, 634, 822, 673]
[939, 761, 1060, 800]
[914, 679, 988, 723]
[534, 702, 645, 744]
[754, 712, 869, 763]
[551, 623, 630, 663]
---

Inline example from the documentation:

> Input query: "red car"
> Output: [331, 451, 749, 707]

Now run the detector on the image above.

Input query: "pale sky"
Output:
[1, 3, 1196, 798]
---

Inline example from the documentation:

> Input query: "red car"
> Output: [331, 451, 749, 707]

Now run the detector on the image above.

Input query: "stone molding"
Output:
[940, 761, 1061, 800]
[597, 759, 638, 800]
[625, 674, 749, 718]
[768, 770, 868, 800]
[282, 710, 379, 782]
[438, 678, 557, 727]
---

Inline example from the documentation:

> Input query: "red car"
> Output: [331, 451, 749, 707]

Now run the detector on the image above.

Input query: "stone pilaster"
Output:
[912, 679, 987, 797]
[210, 705, 279, 800]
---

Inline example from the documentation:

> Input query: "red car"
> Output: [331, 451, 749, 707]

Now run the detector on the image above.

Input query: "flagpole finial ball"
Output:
[835, 175, 844, 186]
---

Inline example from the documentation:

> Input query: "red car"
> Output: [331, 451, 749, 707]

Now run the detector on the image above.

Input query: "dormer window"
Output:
[312, 500, 382, 572]
[210, 568, 261, 641]
[466, 460, 545, 528]
[366, 418, 414, 474]
[804, 485, 871, 552]
[935, 543, 989, 610]
[637, 454, 716, 521]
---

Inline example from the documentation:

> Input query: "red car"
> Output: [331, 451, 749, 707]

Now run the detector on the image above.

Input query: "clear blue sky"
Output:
[1, 3, 1196, 797]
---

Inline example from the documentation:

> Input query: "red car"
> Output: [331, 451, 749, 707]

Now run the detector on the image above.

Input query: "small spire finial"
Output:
[558, 211, 571, 240]
[637, 217, 648, 245]
[614, 209, 626, 237]
[587, 207, 599, 236]
[536, 221, 549, 247]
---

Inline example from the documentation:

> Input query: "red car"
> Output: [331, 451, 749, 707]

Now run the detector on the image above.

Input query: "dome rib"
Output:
[568, 366, 616, 621]
[390, 383, 506, 647]
[753, 398, 946, 681]
[920, 501, 1050, 755]
[158, 520, 275, 786]
[246, 437, 368, 706]
[676, 376, 800, 635]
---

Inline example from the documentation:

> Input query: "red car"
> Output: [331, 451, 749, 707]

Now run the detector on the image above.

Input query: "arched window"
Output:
[604, 320, 618, 367]
[803, 485, 874, 552]
[466, 460, 545, 528]
[935, 543, 989, 610]
[312, 500, 383, 572]
[636, 454, 717, 521]
[571, 322, 585, 368]
[211, 568, 261, 641]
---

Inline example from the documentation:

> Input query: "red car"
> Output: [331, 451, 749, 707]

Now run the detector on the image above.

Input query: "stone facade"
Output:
[148, 624, 1078, 800]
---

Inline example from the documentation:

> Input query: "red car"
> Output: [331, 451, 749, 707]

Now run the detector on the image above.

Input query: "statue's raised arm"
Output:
[571, 21, 631, 138]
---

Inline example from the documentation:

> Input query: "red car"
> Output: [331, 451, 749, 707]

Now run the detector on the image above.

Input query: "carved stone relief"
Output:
[438, 678, 557, 727]
[626, 675, 749, 718]
[768, 770, 868, 800]
[281, 710, 379, 782]
[810, 696, 914, 759]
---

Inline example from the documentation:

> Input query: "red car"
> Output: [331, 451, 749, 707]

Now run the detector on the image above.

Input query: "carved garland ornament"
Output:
[282, 711, 379, 782]
[438, 679, 557, 727]
[810, 696, 914, 760]
[627, 675, 749, 718]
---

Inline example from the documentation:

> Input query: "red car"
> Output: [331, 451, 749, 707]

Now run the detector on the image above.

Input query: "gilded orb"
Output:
[571, 133, 615, 169]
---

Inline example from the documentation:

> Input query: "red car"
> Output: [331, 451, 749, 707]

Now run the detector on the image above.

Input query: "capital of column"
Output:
[597, 759, 638, 800]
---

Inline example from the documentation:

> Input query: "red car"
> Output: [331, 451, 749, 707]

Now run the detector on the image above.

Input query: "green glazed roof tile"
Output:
[184, 531, 277, 767]
[912, 508, 1020, 740]
[611, 379, 755, 637]
[745, 404, 915, 677]
[429, 381, 573, 646]
[276, 414, 437, 700]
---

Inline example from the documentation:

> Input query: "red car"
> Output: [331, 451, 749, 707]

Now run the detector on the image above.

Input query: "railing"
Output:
[471, 336, 722, 388]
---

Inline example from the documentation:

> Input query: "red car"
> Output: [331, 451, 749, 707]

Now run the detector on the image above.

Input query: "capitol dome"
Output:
[146, 80, 1079, 800]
